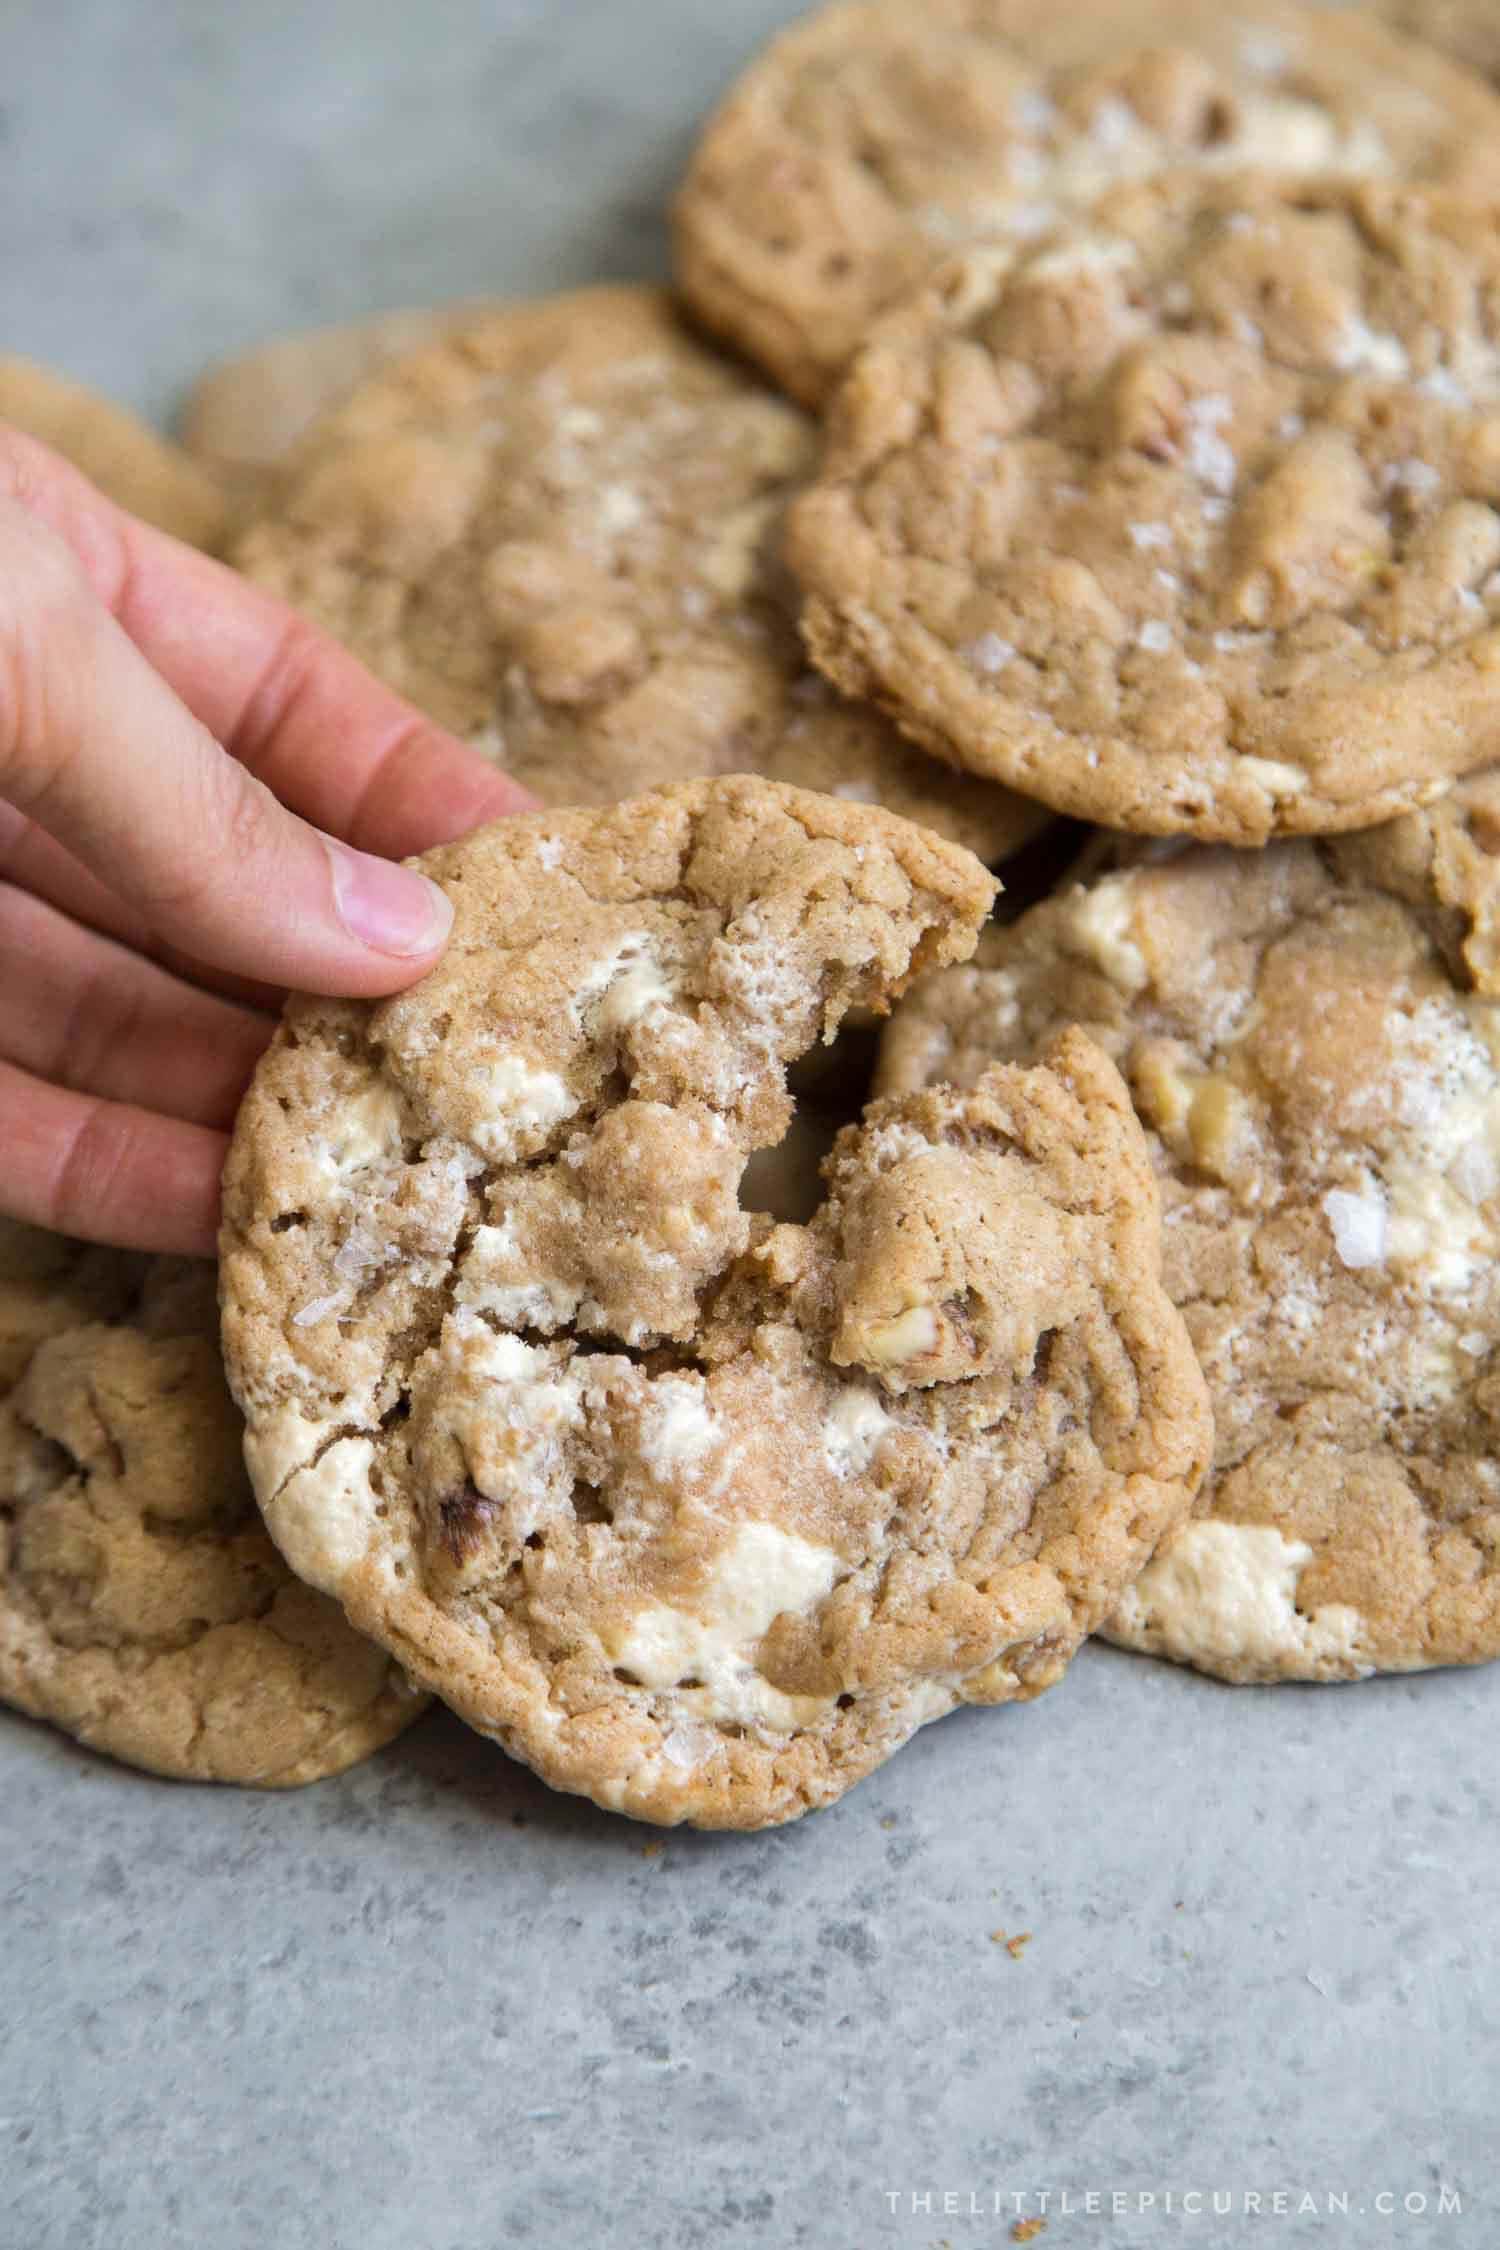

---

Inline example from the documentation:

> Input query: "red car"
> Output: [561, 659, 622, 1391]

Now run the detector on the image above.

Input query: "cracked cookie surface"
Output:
[219, 777, 1207, 1828]
[673, 0, 1500, 406]
[879, 839, 1500, 1680]
[0, 1227, 426, 1784]
[792, 173, 1500, 842]
[231, 286, 1044, 866]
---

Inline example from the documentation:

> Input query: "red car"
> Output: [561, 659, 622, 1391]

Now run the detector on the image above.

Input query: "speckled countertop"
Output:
[2, 5, 1496, 2246]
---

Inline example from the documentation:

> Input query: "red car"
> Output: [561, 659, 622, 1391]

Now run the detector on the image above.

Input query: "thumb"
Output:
[0, 497, 456, 995]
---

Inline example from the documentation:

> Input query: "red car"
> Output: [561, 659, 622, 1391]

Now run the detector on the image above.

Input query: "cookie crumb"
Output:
[991, 1928, 1033, 1960]
[1012, 2220, 1047, 2243]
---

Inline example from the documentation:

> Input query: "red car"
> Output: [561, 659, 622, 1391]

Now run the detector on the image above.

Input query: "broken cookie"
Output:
[220, 778, 1207, 1827]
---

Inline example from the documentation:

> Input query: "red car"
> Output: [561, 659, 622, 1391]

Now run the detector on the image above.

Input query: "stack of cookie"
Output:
[6, 0, 1500, 1827]
[671, 0, 1500, 1697]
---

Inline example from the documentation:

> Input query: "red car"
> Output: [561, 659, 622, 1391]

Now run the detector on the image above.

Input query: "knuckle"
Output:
[133, 753, 292, 933]
[0, 796, 43, 881]
[0, 502, 92, 805]
[0, 885, 59, 1067]
[231, 609, 330, 776]
[218, 762, 286, 868]
[0, 426, 57, 512]
[62, 967, 146, 1101]
[46, 1098, 131, 1239]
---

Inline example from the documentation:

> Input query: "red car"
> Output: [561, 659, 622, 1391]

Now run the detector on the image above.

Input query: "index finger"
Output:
[0, 428, 537, 859]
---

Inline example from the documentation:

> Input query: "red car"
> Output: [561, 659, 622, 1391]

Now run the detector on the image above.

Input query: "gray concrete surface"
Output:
[1, 4, 1496, 2246]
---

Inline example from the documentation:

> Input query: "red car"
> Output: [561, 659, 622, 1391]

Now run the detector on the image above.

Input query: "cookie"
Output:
[673, 0, 1500, 406]
[879, 840, 1500, 1680]
[176, 301, 502, 516]
[1331, 768, 1500, 997]
[1375, 0, 1500, 87]
[0, 356, 230, 549]
[0, 1234, 427, 1784]
[0, 1220, 147, 1389]
[232, 287, 1046, 866]
[792, 172, 1500, 843]
[219, 778, 1207, 1827]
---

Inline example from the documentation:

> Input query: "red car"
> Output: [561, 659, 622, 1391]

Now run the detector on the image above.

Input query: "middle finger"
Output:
[0, 880, 274, 1127]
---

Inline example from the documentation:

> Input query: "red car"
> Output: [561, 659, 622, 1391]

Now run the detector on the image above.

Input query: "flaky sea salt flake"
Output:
[1322, 1187, 1387, 1269]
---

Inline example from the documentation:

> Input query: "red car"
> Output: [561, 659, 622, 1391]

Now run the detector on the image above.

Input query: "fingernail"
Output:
[324, 838, 454, 958]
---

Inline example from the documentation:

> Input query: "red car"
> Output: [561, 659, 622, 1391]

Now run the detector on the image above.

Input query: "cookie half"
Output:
[673, 0, 1500, 405]
[231, 285, 1045, 866]
[0, 1226, 426, 1784]
[879, 839, 1500, 1681]
[792, 173, 1500, 842]
[219, 779, 1207, 1827]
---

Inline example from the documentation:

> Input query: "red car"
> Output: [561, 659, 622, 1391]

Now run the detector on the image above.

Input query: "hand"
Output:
[0, 427, 537, 1258]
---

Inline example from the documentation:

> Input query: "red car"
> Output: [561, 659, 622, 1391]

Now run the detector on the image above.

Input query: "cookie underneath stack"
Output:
[230, 285, 1046, 864]
[7, 0, 1500, 1823]
[0, 1226, 425, 1784]
[878, 840, 1500, 1681]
